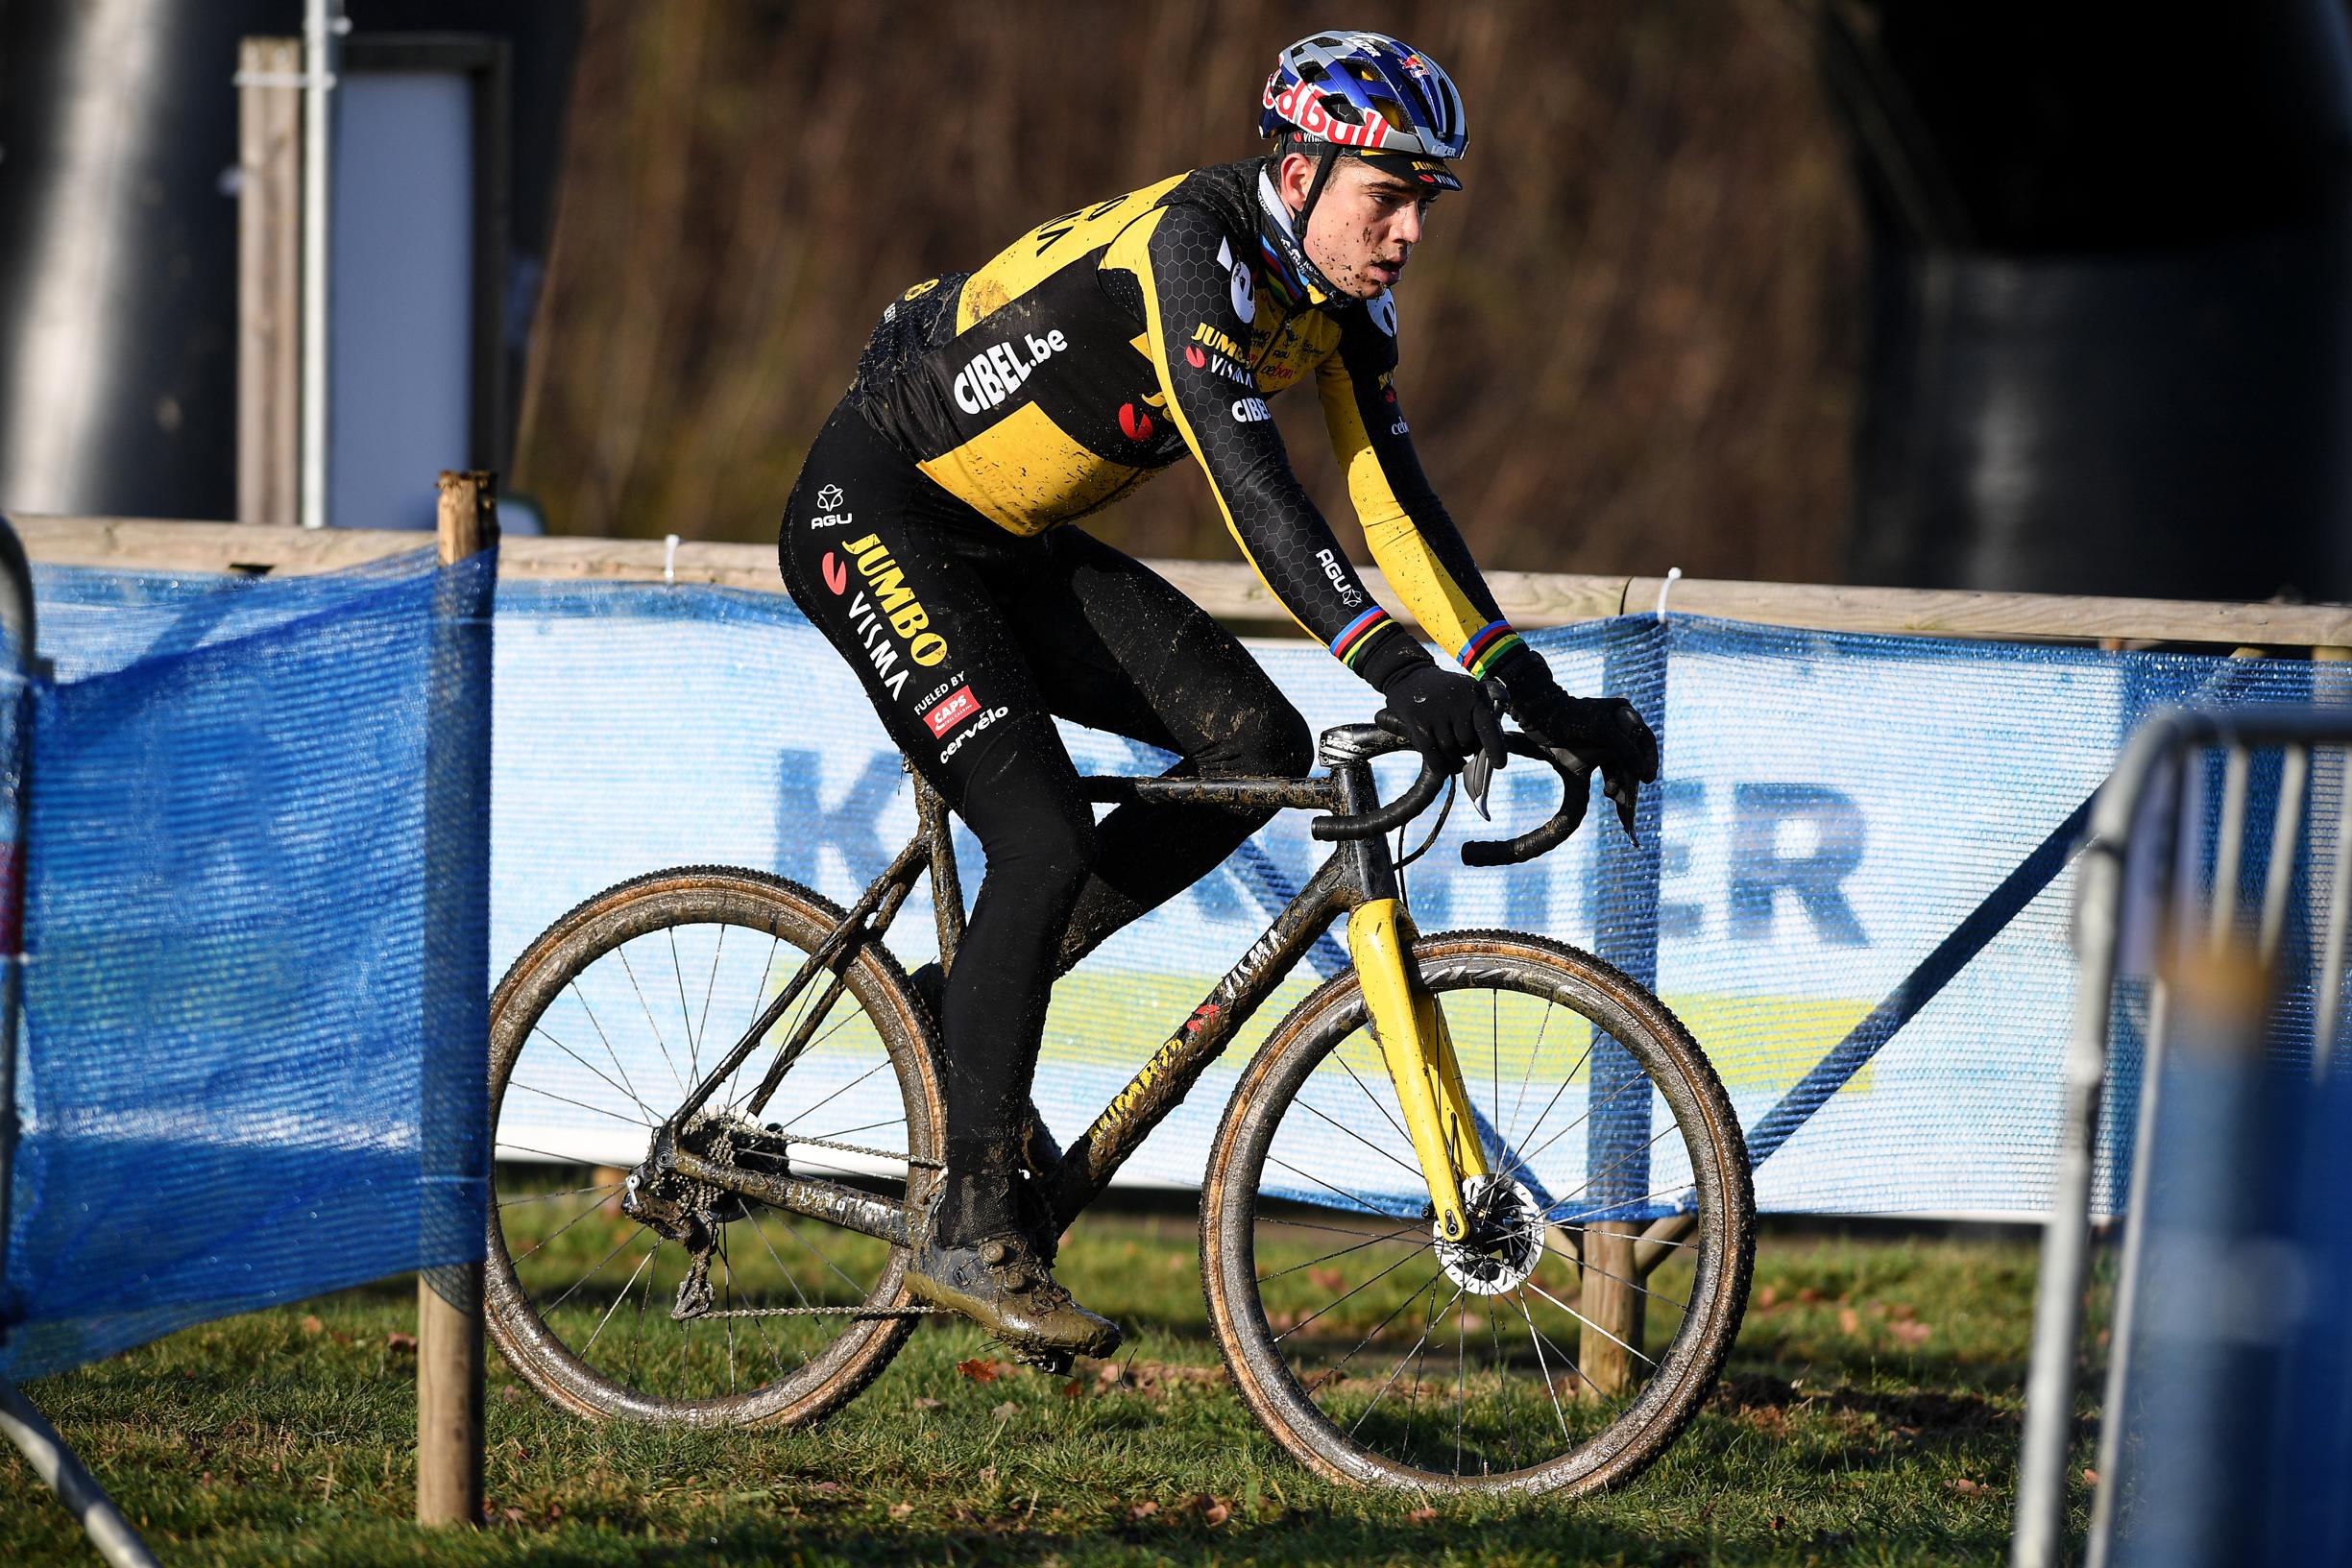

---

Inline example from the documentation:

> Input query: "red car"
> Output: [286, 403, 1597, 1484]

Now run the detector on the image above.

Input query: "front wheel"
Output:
[1201, 929, 1753, 1495]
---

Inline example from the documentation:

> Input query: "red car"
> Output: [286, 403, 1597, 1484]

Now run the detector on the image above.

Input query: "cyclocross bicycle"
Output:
[484, 716, 1754, 1496]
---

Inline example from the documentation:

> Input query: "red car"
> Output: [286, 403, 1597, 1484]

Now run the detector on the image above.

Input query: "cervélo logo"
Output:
[953, 328, 1068, 415]
[938, 702, 1010, 761]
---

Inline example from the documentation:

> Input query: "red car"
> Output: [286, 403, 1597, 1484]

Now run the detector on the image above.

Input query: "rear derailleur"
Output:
[614, 1111, 793, 1321]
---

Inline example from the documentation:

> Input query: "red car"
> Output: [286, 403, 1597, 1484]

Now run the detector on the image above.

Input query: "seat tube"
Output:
[1335, 763, 1489, 1242]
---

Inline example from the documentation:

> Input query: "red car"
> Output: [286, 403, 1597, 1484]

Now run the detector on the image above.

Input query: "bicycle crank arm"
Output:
[1346, 899, 1489, 1242]
[669, 1150, 911, 1248]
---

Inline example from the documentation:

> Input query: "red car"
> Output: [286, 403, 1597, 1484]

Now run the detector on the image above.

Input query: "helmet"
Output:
[1258, 32, 1468, 165]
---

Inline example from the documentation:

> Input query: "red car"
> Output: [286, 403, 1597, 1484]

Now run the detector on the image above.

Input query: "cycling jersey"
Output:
[846, 159, 1529, 689]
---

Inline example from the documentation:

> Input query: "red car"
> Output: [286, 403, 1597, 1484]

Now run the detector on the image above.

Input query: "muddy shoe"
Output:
[907, 1230, 1121, 1360]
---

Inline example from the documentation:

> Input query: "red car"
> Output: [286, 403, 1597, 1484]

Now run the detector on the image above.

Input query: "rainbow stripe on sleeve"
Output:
[1330, 606, 1395, 668]
[1457, 620, 1526, 679]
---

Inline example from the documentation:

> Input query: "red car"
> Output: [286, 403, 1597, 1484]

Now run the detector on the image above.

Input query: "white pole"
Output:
[298, 0, 344, 530]
[0, 1382, 159, 1568]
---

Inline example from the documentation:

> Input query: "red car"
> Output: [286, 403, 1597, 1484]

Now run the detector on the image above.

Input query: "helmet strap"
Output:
[1297, 141, 1343, 235]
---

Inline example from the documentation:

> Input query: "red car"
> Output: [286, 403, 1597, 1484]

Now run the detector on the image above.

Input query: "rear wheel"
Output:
[1201, 929, 1753, 1494]
[484, 866, 944, 1426]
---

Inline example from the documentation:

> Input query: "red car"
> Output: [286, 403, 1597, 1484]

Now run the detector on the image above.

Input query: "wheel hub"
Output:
[1433, 1174, 1544, 1296]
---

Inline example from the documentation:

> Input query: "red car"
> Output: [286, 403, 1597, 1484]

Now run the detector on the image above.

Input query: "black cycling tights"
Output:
[780, 402, 1311, 1243]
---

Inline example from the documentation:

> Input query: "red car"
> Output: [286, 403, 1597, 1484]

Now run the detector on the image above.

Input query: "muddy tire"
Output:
[1200, 929, 1753, 1494]
[485, 866, 943, 1427]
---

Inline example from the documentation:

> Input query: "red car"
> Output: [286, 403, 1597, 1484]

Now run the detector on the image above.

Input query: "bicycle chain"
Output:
[780, 1131, 941, 1170]
[683, 1301, 937, 1318]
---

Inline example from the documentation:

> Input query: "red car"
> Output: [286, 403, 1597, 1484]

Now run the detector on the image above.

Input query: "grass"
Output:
[2, 1214, 2097, 1566]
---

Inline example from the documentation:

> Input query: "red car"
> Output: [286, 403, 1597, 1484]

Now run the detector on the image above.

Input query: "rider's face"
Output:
[1278, 154, 1439, 301]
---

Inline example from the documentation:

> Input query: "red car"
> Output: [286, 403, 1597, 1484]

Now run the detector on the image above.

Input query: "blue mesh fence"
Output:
[482, 584, 2341, 1221]
[9, 554, 2343, 1382]
[1, 548, 492, 1381]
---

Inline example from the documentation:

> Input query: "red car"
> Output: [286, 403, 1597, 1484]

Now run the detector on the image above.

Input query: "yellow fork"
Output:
[1346, 899, 1488, 1242]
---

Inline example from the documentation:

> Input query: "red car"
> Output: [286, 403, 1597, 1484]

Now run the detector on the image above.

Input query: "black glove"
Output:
[1491, 647, 1659, 783]
[1375, 660, 1508, 777]
[1491, 647, 1659, 837]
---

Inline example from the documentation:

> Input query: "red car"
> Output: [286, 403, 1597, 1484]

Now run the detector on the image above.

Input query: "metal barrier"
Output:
[0, 513, 158, 1567]
[2012, 704, 2352, 1568]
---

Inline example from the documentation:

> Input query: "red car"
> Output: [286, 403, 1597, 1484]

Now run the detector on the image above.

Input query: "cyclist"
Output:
[778, 31, 1658, 1363]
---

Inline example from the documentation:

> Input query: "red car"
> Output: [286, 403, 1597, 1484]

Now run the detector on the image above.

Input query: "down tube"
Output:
[1050, 856, 1352, 1219]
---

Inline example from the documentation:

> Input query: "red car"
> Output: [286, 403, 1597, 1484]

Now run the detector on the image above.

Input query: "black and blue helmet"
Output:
[1258, 31, 1468, 178]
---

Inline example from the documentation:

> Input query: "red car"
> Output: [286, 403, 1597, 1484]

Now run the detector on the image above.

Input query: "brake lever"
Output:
[1462, 752, 1494, 820]
[1604, 772, 1641, 846]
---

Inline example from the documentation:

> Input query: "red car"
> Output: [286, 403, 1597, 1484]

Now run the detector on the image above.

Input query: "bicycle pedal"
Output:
[1013, 1348, 1075, 1377]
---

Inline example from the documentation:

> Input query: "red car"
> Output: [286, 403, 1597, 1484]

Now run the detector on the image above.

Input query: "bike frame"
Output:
[656, 725, 1492, 1250]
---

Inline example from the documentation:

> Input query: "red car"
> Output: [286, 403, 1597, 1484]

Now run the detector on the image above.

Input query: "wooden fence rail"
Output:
[19, 515, 2352, 650]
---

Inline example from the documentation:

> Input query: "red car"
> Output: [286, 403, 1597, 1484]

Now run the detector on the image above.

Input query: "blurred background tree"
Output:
[513, 0, 1862, 582]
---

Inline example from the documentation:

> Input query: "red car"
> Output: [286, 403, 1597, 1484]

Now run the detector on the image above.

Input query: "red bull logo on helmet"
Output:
[1261, 74, 1394, 150]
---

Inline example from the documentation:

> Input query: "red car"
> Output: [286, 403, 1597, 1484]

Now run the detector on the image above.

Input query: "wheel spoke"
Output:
[1257, 1220, 1429, 1284]
[616, 943, 690, 1098]
[492, 891, 933, 1424]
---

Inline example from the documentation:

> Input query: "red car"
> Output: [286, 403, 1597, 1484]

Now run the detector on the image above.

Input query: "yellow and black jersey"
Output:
[847, 159, 1527, 688]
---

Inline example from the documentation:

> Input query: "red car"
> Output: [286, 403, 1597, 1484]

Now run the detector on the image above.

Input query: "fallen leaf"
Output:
[1128, 1500, 1159, 1519]
[1461, 1312, 1488, 1333]
[1060, 1381, 1085, 1399]
[1197, 1494, 1231, 1526]
[992, 1400, 1018, 1417]
[889, 1503, 913, 1519]
[1308, 1267, 1346, 1292]
[1406, 1506, 1439, 1523]
[1950, 1478, 1983, 1495]
[1837, 1307, 1860, 1336]
[1097, 1363, 1123, 1385]
[1757, 1286, 1779, 1308]
[1891, 1319, 1932, 1345]
[2083, 1468, 2099, 1487]
[978, 1465, 997, 1486]
[1769, 1515, 1786, 1532]
[809, 1481, 842, 1494]
[1797, 1286, 1824, 1304]
[957, 1358, 1004, 1383]
[385, 1331, 418, 1353]
[911, 1396, 943, 1411]
[299, 1315, 325, 1336]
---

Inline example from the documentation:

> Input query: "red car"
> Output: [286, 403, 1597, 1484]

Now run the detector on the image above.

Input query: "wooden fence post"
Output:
[419, 470, 497, 1527]
[235, 38, 302, 526]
